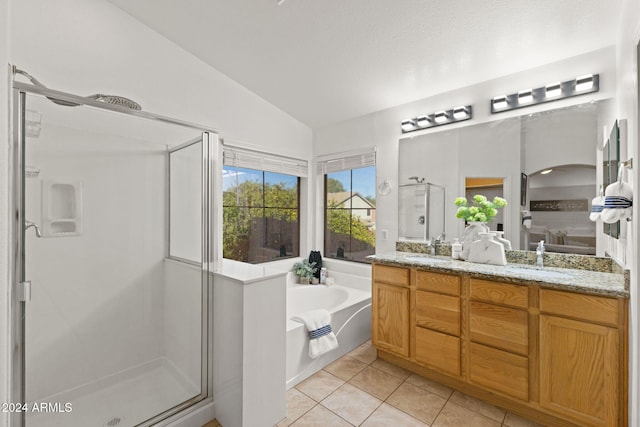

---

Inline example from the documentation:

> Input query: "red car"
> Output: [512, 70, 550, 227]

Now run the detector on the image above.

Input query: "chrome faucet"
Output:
[536, 240, 545, 269]
[427, 240, 435, 255]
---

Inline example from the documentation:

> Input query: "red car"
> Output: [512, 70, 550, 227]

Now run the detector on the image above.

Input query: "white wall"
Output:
[522, 104, 598, 175]
[314, 47, 617, 256]
[616, 0, 640, 424]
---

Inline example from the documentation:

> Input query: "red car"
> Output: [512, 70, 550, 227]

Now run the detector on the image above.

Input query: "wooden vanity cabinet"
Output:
[371, 263, 628, 427]
[372, 264, 410, 357]
[539, 288, 623, 427]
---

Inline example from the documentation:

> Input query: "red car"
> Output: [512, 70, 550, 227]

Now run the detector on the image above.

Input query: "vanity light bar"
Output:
[401, 105, 473, 133]
[490, 73, 599, 114]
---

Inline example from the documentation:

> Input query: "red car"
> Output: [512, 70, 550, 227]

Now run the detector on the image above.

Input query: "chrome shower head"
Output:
[408, 176, 425, 183]
[14, 67, 141, 110]
[90, 94, 141, 110]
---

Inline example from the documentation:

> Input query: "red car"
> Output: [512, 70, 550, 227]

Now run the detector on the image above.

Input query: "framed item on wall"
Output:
[520, 173, 527, 207]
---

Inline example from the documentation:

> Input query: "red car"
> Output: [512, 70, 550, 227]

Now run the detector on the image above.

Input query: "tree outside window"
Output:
[325, 166, 376, 262]
[223, 166, 299, 263]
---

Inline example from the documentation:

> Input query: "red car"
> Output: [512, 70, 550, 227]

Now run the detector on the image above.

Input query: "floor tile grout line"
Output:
[321, 398, 384, 427]
[429, 384, 455, 426]
[355, 401, 386, 427]
[438, 392, 508, 427]
[285, 386, 321, 426]
[318, 362, 387, 427]
[317, 400, 358, 426]
[374, 376, 433, 425]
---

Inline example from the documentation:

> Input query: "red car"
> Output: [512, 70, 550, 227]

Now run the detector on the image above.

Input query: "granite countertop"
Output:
[369, 251, 629, 297]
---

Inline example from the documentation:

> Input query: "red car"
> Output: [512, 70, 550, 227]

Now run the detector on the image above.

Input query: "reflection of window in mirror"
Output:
[465, 178, 504, 232]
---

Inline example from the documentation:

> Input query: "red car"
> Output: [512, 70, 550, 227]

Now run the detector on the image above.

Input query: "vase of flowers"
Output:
[455, 195, 507, 260]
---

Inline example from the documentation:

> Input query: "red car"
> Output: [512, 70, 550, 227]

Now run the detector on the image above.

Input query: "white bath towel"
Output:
[589, 195, 605, 222]
[292, 309, 338, 359]
[601, 165, 633, 223]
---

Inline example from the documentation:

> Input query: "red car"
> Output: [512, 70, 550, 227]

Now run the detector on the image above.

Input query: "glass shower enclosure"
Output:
[10, 80, 216, 426]
[398, 182, 446, 242]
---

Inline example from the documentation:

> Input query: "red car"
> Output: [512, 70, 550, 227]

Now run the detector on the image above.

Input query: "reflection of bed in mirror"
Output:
[528, 225, 595, 255]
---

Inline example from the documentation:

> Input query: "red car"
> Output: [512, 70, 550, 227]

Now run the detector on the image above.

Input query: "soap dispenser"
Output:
[451, 238, 462, 260]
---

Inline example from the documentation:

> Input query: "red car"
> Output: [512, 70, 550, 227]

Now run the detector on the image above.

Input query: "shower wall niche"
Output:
[398, 182, 445, 242]
[41, 180, 82, 236]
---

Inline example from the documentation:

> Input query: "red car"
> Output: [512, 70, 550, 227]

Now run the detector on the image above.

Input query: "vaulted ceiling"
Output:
[108, 0, 620, 128]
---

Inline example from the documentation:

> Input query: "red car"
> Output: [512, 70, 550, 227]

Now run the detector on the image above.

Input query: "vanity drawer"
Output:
[415, 326, 461, 377]
[470, 301, 528, 355]
[539, 288, 619, 327]
[470, 278, 528, 309]
[469, 342, 528, 401]
[416, 270, 460, 295]
[373, 264, 410, 287]
[415, 290, 460, 336]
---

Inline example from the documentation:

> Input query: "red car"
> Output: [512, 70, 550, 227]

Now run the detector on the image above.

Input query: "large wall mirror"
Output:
[399, 100, 612, 256]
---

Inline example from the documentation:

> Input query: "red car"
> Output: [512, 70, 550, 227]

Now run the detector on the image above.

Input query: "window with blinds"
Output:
[224, 145, 308, 178]
[321, 148, 376, 263]
[222, 145, 305, 263]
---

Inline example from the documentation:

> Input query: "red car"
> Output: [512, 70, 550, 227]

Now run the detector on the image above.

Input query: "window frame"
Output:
[323, 165, 376, 264]
[222, 166, 301, 264]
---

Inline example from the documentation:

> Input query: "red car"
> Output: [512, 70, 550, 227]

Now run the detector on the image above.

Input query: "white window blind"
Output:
[316, 147, 376, 174]
[223, 144, 308, 178]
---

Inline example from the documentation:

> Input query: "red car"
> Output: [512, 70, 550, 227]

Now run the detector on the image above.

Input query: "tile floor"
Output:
[275, 341, 544, 427]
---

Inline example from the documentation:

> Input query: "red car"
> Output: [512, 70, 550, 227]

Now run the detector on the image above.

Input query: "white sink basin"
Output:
[505, 266, 573, 280]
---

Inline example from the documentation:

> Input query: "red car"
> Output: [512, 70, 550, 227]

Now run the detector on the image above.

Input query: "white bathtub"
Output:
[286, 284, 372, 388]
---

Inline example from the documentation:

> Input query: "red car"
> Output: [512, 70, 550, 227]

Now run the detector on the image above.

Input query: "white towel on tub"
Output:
[292, 309, 338, 359]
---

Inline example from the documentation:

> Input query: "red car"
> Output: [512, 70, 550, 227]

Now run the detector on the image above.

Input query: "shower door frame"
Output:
[9, 79, 218, 427]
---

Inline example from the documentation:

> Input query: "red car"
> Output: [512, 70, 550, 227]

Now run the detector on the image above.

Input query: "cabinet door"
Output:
[539, 315, 618, 427]
[372, 282, 409, 357]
